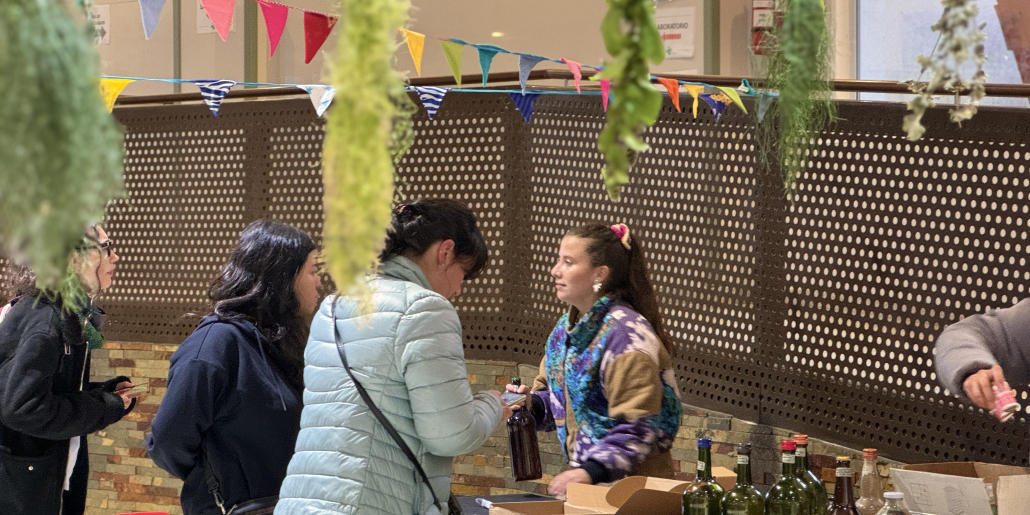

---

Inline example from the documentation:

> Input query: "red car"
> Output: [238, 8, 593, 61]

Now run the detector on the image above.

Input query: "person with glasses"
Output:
[0, 224, 144, 515]
[146, 219, 323, 515]
[276, 198, 511, 515]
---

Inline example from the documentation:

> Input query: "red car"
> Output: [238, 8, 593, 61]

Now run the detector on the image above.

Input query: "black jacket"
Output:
[0, 295, 128, 515]
[146, 316, 303, 515]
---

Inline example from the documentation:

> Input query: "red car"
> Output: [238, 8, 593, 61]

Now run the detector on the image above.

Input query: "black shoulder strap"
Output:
[331, 297, 442, 513]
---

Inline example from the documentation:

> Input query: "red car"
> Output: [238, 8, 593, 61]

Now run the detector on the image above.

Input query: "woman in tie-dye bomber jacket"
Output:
[510, 222, 681, 497]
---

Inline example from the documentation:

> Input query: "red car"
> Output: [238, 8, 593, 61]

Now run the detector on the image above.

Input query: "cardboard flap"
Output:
[903, 461, 979, 477]
[611, 490, 682, 515]
[972, 462, 1030, 479]
[712, 466, 736, 492]
[998, 475, 1030, 515]
[566, 483, 618, 514]
[490, 501, 567, 515]
[605, 476, 690, 507]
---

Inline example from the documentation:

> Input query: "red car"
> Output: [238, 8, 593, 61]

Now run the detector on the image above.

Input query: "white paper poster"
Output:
[654, 6, 696, 59]
[197, 0, 236, 35]
[90, 4, 111, 45]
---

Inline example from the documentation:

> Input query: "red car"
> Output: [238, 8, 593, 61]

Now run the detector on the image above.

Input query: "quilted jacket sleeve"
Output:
[398, 293, 503, 457]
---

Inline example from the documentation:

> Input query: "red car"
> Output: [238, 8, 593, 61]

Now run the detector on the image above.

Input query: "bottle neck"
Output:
[697, 447, 713, 480]
[834, 463, 857, 506]
[780, 450, 796, 477]
[858, 457, 882, 497]
[796, 444, 810, 474]
[736, 454, 753, 485]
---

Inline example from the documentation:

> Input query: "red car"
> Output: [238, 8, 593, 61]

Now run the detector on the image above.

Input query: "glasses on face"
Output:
[83, 240, 115, 258]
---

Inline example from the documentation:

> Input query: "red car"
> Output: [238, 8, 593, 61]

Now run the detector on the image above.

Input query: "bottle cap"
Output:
[511, 377, 521, 386]
[736, 443, 752, 455]
[883, 492, 904, 499]
[781, 440, 796, 451]
[698, 438, 712, 449]
[863, 448, 877, 459]
[794, 434, 809, 445]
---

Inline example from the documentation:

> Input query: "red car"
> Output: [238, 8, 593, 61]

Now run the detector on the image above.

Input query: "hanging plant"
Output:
[0, 0, 124, 288]
[754, 0, 835, 200]
[596, 0, 665, 201]
[322, 0, 410, 289]
[903, 0, 987, 141]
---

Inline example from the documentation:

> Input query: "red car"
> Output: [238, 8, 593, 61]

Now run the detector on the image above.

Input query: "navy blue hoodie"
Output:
[146, 316, 302, 515]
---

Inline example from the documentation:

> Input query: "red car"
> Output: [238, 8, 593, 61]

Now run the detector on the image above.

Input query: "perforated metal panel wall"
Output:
[3, 93, 1029, 466]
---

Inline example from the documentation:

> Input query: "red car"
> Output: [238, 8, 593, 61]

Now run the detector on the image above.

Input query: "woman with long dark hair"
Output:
[508, 222, 682, 496]
[146, 219, 321, 514]
[0, 225, 142, 515]
[276, 198, 509, 515]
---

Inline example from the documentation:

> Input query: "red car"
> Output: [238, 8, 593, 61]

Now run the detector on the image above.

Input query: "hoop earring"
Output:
[592, 279, 601, 293]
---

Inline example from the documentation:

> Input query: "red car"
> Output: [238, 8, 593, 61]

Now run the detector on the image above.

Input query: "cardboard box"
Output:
[490, 476, 695, 515]
[891, 462, 1030, 515]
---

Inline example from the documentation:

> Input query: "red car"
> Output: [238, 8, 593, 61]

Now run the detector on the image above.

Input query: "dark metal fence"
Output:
[3, 92, 1029, 466]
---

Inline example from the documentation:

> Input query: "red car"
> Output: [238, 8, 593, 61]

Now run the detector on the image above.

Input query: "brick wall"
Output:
[84, 351, 899, 514]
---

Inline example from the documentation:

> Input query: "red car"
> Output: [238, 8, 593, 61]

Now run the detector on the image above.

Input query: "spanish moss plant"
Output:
[322, 0, 409, 290]
[754, 0, 835, 200]
[0, 0, 125, 288]
[903, 0, 987, 141]
[597, 0, 665, 201]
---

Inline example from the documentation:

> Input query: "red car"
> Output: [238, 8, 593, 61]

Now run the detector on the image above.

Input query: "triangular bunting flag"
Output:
[560, 58, 583, 93]
[700, 93, 728, 123]
[303, 11, 337, 64]
[656, 78, 681, 112]
[138, 0, 167, 40]
[508, 93, 541, 123]
[477, 48, 499, 87]
[715, 86, 748, 114]
[737, 78, 757, 96]
[257, 0, 288, 57]
[194, 79, 236, 116]
[757, 94, 775, 123]
[440, 40, 464, 87]
[200, 0, 235, 42]
[683, 84, 704, 118]
[600, 79, 611, 111]
[518, 54, 544, 93]
[299, 85, 335, 116]
[99, 78, 134, 112]
[399, 29, 425, 76]
[414, 86, 448, 119]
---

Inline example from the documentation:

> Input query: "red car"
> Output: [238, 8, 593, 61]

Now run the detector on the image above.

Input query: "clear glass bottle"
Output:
[683, 438, 725, 515]
[793, 434, 828, 515]
[854, 449, 884, 515]
[506, 377, 542, 481]
[873, 492, 911, 515]
[722, 443, 766, 515]
[828, 456, 859, 515]
[766, 440, 813, 515]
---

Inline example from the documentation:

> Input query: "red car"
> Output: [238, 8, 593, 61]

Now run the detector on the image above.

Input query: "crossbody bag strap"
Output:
[331, 298, 443, 513]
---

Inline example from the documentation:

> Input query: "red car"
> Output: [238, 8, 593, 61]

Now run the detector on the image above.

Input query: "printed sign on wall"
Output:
[90, 4, 111, 45]
[655, 6, 696, 59]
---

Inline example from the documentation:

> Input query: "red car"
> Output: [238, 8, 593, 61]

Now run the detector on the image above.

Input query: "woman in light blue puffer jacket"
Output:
[276, 198, 510, 515]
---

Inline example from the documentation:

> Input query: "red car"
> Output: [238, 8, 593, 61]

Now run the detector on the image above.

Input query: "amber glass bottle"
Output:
[507, 377, 542, 481]
[828, 457, 860, 515]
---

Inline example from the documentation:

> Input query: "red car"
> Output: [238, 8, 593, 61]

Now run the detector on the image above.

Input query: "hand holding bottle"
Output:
[487, 390, 515, 420]
[505, 382, 530, 410]
[962, 365, 1009, 410]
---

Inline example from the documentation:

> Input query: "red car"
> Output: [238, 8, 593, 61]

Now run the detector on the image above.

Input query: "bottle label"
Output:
[697, 461, 706, 472]
[737, 455, 749, 465]
[782, 454, 795, 464]
[837, 466, 850, 478]
[796, 447, 806, 458]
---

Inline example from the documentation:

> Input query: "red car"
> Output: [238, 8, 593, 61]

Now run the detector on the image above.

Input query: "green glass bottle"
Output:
[721, 443, 765, 515]
[684, 438, 725, 515]
[793, 435, 828, 515]
[765, 440, 813, 515]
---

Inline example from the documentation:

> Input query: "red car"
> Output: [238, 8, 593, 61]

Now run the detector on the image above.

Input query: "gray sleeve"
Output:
[935, 298, 1030, 398]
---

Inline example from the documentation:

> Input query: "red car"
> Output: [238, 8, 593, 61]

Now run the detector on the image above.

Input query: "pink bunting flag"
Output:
[304, 11, 338, 64]
[656, 78, 681, 112]
[600, 79, 611, 111]
[201, 0, 235, 42]
[257, 0, 288, 57]
[560, 58, 583, 93]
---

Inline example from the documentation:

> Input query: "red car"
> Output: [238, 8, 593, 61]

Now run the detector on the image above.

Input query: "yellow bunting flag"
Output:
[715, 86, 748, 115]
[683, 84, 704, 118]
[440, 40, 464, 87]
[399, 29, 425, 76]
[99, 78, 134, 112]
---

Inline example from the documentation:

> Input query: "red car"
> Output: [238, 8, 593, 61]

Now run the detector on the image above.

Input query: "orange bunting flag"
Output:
[399, 29, 425, 76]
[683, 84, 704, 118]
[200, 0, 235, 42]
[560, 58, 583, 93]
[257, 0, 288, 57]
[656, 78, 681, 112]
[303, 11, 337, 64]
[99, 78, 134, 112]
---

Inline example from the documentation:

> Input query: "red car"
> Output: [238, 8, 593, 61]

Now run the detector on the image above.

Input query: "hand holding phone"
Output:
[115, 383, 149, 396]
[501, 392, 526, 406]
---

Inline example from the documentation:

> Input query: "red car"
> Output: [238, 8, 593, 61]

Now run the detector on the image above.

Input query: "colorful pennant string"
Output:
[561, 58, 583, 94]
[518, 55, 544, 93]
[194, 79, 237, 116]
[508, 93, 541, 123]
[715, 86, 748, 115]
[201, 0, 235, 42]
[100, 79, 135, 112]
[399, 29, 425, 76]
[257, 0, 288, 57]
[303, 12, 337, 64]
[656, 78, 681, 112]
[440, 40, 465, 87]
[476, 47, 500, 87]
[138, 0, 166, 40]
[299, 85, 335, 117]
[683, 84, 704, 118]
[414, 86, 448, 119]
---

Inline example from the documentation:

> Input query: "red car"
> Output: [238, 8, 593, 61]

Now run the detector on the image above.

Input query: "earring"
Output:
[592, 279, 602, 293]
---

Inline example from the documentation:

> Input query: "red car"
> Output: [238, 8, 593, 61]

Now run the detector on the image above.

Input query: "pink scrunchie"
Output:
[610, 224, 631, 250]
